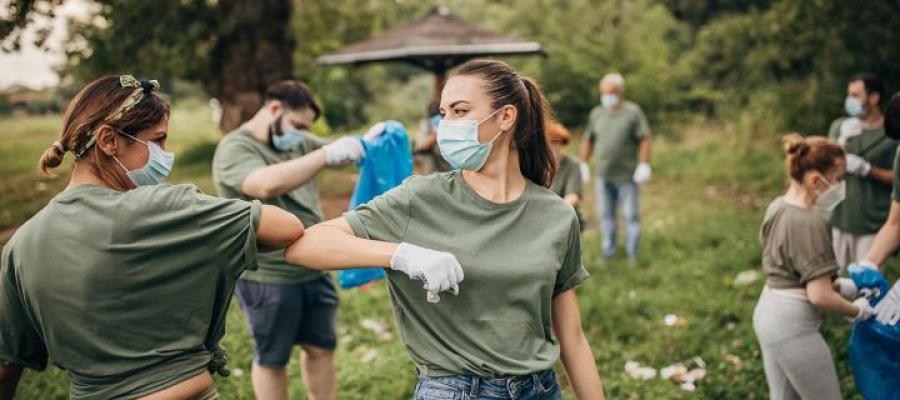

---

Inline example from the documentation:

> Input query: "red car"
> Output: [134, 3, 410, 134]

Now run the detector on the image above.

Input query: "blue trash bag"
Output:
[337, 121, 413, 289]
[848, 266, 900, 400]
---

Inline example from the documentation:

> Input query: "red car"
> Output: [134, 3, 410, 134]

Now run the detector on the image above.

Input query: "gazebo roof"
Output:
[316, 6, 543, 70]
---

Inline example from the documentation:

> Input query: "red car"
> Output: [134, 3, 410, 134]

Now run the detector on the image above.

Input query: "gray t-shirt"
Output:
[760, 197, 839, 289]
[345, 171, 588, 377]
[584, 101, 651, 183]
[0, 184, 260, 399]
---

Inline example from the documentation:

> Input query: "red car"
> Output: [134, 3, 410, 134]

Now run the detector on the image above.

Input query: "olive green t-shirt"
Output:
[892, 147, 900, 201]
[584, 101, 651, 183]
[549, 155, 584, 225]
[345, 171, 589, 377]
[760, 197, 839, 289]
[213, 128, 327, 284]
[0, 184, 261, 399]
[828, 118, 896, 235]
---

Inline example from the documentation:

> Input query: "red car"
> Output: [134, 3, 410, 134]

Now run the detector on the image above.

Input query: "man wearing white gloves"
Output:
[212, 80, 366, 400]
[827, 74, 896, 270]
[580, 73, 653, 261]
[855, 92, 900, 326]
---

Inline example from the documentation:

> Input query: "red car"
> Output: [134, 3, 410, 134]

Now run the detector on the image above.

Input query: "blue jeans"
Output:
[594, 178, 640, 259]
[414, 369, 563, 400]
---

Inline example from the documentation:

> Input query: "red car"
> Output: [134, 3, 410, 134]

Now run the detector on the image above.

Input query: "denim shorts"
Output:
[235, 275, 338, 367]
[414, 369, 563, 400]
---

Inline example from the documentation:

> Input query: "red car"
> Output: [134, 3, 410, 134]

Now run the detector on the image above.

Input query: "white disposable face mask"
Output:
[815, 178, 846, 217]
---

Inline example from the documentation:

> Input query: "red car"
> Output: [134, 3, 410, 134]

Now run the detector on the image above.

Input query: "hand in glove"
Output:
[579, 162, 590, 184]
[874, 280, 900, 325]
[852, 297, 876, 322]
[633, 162, 652, 184]
[845, 154, 871, 177]
[390, 243, 464, 303]
[834, 277, 858, 299]
[323, 136, 365, 166]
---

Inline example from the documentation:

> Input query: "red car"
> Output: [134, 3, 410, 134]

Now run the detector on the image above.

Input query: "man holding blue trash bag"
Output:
[212, 80, 366, 400]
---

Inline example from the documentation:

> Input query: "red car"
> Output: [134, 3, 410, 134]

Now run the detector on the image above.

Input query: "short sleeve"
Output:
[584, 108, 597, 140]
[554, 216, 589, 297]
[827, 119, 842, 141]
[213, 137, 267, 195]
[0, 241, 48, 370]
[893, 148, 900, 201]
[634, 105, 651, 139]
[788, 219, 839, 284]
[344, 180, 413, 243]
[185, 189, 262, 276]
[563, 160, 583, 197]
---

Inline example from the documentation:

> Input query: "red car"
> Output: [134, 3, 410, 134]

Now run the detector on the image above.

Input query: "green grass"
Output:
[2, 108, 896, 398]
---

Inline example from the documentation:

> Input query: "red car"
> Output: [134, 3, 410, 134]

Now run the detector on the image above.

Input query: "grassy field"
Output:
[1, 102, 895, 399]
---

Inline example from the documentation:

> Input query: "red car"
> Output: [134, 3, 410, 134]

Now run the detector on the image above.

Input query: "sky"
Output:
[0, 0, 91, 90]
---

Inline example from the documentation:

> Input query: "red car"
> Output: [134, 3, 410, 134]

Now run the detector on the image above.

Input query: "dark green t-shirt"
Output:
[760, 197, 839, 289]
[892, 147, 900, 201]
[549, 155, 584, 226]
[828, 118, 897, 235]
[584, 101, 651, 183]
[213, 128, 327, 284]
[0, 184, 261, 399]
[345, 171, 588, 377]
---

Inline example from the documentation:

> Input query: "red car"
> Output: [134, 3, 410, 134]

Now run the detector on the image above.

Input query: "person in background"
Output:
[0, 75, 306, 400]
[211, 80, 365, 400]
[579, 73, 652, 262]
[827, 74, 896, 270]
[286, 59, 605, 400]
[857, 92, 900, 325]
[753, 134, 874, 400]
[414, 101, 450, 174]
[547, 121, 585, 230]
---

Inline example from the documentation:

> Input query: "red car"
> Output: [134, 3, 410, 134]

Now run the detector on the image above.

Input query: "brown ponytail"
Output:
[38, 76, 170, 186]
[782, 133, 844, 182]
[453, 59, 556, 187]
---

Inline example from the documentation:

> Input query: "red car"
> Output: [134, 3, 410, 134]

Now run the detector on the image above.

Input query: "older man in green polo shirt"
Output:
[827, 74, 896, 270]
[580, 73, 652, 262]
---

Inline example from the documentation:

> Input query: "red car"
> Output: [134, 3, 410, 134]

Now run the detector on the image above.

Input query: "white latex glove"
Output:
[390, 243, 464, 303]
[633, 162, 652, 184]
[874, 280, 900, 325]
[364, 121, 386, 141]
[579, 162, 590, 184]
[845, 154, 871, 177]
[852, 297, 876, 322]
[323, 136, 365, 165]
[835, 277, 858, 299]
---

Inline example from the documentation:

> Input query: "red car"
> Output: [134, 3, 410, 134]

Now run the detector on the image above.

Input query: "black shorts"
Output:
[235, 275, 339, 367]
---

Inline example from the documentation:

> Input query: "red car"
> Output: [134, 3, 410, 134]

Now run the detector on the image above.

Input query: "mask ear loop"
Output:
[479, 106, 510, 145]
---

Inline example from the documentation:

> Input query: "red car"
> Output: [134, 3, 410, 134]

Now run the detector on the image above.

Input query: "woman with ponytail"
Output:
[287, 59, 604, 399]
[752, 134, 875, 400]
[0, 75, 311, 399]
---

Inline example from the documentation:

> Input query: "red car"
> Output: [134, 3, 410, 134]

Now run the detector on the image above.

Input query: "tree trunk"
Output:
[205, 0, 294, 132]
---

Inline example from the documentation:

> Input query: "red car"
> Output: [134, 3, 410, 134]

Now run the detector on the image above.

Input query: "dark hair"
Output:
[849, 73, 885, 107]
[782, 133, 845, 182]
[885, 92, 900, 140]
[453, 59, 555, 187]
[40, 75, 170, 188]
[266, 80, 321, 121]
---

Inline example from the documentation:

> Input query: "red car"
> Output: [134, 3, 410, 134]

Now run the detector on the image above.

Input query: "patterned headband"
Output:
[74, 75, 160, 158]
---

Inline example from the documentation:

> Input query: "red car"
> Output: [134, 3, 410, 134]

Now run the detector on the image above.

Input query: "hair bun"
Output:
[782, 133, 810, 157]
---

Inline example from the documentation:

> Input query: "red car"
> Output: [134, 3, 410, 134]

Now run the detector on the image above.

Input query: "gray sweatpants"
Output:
[752, 287, 842, 400]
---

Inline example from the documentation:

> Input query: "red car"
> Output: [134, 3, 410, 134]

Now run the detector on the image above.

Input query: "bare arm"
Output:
[563, 194, 581, 207]
[284, 218, 397, 270]
[0, 362, 23, 400]
[256, 204, 305, 251]
[579, 136, 594, 163]
[806, 275, 860, 318]
[865, 201, 900, 265]
[241, 149, 327, 199]
[867, 166, 894, 186]
[638, 137, 652, 163]
[552, 290, 605, 400]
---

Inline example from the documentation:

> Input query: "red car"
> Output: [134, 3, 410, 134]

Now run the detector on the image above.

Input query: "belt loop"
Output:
[469, 375, 480, 398]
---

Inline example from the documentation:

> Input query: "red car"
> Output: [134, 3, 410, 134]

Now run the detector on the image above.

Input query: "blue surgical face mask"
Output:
[845, 96, 866, 117]
[113, 132, 175, 187]
[271, 126, 307, 152]
[602, 94, 620, 109]
[437, 107, 505, 171]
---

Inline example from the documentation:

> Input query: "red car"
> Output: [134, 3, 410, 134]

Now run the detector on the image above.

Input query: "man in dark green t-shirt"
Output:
[826, 74, 896, 270]
[212, 81, 365, 400]
[579, 73, 653, 261]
